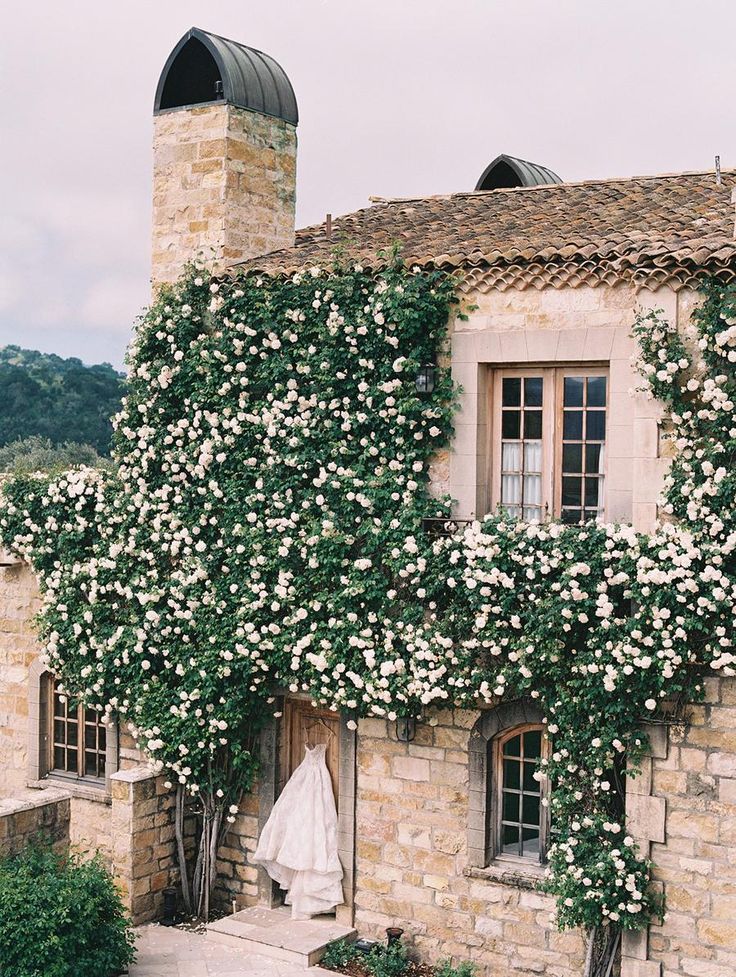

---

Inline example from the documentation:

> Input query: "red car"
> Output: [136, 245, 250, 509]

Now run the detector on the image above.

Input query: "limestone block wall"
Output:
[352, 710, 585, 977]
[152, 103, 297, 286]
[110, 768, 179, 925]
[642, 676, 736, 977]
[215, 787, 261, 909]
[0, 788, 70, 857]
[446, 283, 696, 532]
[0, 563, 42, 796]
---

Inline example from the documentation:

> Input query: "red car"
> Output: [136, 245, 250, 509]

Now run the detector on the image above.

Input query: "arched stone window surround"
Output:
[27, 661, 119, 797]
[467, 699, 546, 868]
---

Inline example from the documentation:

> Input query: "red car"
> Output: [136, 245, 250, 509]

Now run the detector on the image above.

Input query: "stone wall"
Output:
[642, 676, 736, 977]
[0, 788, 70, 857]
[152, 103, 297, 286]
[352, 709, 585, 977]
[0, 562, 42, 796]
[110, 768, 179, 925]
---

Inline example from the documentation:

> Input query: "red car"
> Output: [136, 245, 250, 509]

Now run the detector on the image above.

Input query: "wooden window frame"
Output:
[488, 365, 609, 522]
[46, 676, 108, 788]
[488, 723, 551, 867]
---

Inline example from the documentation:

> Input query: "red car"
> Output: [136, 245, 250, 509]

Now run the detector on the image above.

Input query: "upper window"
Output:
[491, 367, 607, 523]
[49, 678, 107, 784]
[491, 725, 550, 864]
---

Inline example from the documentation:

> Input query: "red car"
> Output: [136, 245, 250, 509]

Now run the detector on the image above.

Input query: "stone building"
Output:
[2, 25, 736, 977]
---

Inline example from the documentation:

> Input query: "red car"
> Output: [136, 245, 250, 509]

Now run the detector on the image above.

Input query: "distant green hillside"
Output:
[0, 346, 125, 455]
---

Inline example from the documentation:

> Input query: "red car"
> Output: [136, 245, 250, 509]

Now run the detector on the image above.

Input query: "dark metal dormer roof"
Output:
[475, 154, 562, 191]
[154, 27, 298, 125]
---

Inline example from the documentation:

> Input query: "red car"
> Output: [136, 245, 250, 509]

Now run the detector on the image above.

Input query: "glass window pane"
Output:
[502, 411, 521, 439]
[586, 411, 606, 441]
[585, 443, 602, 473]
[562, 509, 582, 524]
[562, 476, 581, 507]
[67, 721, 78, 747]
[563, 377, 584, 407]
[524, 410, 542, 439]
[504, 758, 521, 790]
[585, 478, 601, 508]
[522, 794, 540, 826]
[523, 506, 543, 521]
[563, 411, 583, 440]
[524, 729, 542, 757]
[502, 377, 521, 407]
[54, 720, 65, 743]
[99, 727, 106, 751]
[67, 748, 78, 771]
[85, 708, 98, 724]
[587, 376, 607, 407]
[502, 441, 522, 471]
[54, 746, 65, 769]
[85, 752, 98, 777]
[503, 791, 521, 822]
[85, 726, 97, 750]
[522, 826, 540, 855]
[523, 763, 539, 792]
[501, 474, 522, 506]
[503, 824, 520, 855]
[523, 475, 542, 506]
[524, 377, 543, 407]
[563, 443, 583, 473]
[54, 695, 65, 717]
[504, 734, 521, 757]
[523, 441, 542, 473]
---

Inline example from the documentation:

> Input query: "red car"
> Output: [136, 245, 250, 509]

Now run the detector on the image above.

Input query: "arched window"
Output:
[467, 703, 550, 870]
[492, 725, 549, 862]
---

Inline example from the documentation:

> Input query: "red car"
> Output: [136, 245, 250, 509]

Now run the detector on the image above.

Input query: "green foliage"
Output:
[0, 842, 136, 977]
[0, 436, 108, 475]
[0, 264, 734, 936]
[0, 345, 125, 455]
[366, 941, 410, 977]
[435, 960, 477, 977]
[322, 938, 361, 969]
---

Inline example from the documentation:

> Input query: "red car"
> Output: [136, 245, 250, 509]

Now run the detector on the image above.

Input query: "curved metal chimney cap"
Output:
[475, 154, 562, 190]
[154, 26, 298, 125]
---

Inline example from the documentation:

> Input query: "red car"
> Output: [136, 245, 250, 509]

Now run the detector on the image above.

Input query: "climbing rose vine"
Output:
[1, 264, 734, 935]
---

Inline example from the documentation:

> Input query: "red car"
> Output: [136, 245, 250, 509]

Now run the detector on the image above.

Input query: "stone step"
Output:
[207, 906, 356, 967]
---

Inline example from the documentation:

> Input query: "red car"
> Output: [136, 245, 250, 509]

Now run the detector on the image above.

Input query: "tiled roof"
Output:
[237, 170, 736, 291]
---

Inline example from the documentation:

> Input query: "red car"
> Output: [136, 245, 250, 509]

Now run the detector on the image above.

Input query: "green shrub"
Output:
[0, 843, 136, 977]
[366, 942, 410, 977]
[322, 938, 360, 969]
[435, 960, 477, 977]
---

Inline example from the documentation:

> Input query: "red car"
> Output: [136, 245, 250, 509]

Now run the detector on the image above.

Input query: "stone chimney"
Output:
[152, 28, 298, 286]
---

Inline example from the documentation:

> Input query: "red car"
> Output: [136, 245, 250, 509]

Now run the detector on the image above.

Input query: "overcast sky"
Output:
[2, 0, 735, 370]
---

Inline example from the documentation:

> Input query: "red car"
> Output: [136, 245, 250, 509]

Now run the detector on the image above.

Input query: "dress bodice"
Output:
[304, 742, 328, 763]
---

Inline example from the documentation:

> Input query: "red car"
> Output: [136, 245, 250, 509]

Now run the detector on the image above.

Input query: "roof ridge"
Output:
[367, 168, 736, 205]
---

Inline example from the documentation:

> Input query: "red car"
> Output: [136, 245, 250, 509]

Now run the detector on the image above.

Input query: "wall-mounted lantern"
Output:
[395, 716, 417, 742]
[0, 548, 21, 568]
[415, 362, 436, 395]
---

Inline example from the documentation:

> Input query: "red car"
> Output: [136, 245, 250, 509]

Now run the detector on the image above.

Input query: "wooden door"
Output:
[281, 699, 340, 804]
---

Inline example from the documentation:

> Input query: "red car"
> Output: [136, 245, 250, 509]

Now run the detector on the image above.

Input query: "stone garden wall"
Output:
[0, 788, 70, 858]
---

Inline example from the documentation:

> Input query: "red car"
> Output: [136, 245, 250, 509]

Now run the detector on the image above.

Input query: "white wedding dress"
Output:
[253, 742, 344, 918]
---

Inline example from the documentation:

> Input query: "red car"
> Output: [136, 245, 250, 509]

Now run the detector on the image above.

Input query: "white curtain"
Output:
[502, 440, 543, 521]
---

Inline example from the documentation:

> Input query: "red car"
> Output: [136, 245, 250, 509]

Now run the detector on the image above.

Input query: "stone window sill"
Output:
[465, 859, 546, 890]
[27, 778, 111, 805]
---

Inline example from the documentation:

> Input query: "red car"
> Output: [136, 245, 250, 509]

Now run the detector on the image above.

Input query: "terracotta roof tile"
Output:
[236, 170, 736, 291]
